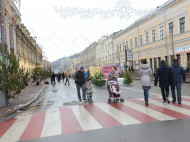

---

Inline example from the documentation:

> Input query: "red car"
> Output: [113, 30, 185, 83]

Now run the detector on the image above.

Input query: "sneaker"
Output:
[172, 100, 176, 103]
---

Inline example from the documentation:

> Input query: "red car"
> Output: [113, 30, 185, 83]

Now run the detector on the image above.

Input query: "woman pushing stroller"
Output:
[107, 66, 124, 103]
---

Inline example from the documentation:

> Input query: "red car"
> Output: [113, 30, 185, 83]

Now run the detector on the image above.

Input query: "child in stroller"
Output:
[107, 66, 124, 103]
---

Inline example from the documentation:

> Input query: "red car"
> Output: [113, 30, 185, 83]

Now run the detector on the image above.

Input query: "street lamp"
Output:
[34, 36, 37, 66]
[0, 0, 8, 107]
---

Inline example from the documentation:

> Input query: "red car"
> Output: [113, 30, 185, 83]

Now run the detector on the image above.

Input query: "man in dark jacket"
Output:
[170, 59, 186, 104]
[51, 72, 56, 84]
[74, 67, 87, 102]
[155, 60, 171, 104]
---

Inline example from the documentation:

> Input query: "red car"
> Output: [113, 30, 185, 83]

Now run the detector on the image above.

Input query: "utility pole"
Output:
[0, 0, 7, 107]
[172, 24, 174, 58]
[34, 36, 37, 66]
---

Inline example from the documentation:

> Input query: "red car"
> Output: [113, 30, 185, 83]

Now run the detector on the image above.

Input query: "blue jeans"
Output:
[171, 82, 182, 103]
[144, 89, 149, 101]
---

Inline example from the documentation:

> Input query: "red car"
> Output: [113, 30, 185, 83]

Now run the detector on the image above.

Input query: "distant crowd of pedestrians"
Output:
[51, 71, 70, 85]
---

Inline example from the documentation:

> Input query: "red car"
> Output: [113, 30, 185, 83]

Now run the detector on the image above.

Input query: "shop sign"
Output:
[175, 46, 190, 54]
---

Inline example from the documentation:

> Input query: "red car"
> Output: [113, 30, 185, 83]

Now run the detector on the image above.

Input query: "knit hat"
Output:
[80, 67, 84, 70]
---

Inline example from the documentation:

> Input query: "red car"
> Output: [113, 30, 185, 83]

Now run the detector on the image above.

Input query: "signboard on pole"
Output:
[127, 51, 133, 61]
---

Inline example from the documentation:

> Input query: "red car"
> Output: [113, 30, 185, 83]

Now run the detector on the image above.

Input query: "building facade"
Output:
[0, 1, 20, 56]
[113, 0, 190, 73]
[80, 42, 97, 69]
[16, 23, 42, 73]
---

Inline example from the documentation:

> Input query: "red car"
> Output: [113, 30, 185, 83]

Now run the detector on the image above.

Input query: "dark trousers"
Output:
[65, 79, 70, 85]
[76, 84, 86, 101]
[161, 87, 169, 102]
[171, 82, 182, 103]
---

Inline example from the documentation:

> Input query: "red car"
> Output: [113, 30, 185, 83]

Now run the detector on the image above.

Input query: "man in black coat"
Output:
[155, 60, 172, 104]
[170, 59, 186, 104]
[51, 72, 56, 84]
[74, 67, 87, 102]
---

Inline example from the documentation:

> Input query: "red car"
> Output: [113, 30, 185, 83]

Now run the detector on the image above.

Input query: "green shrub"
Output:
[91, 72, 106, 87]
[119, 71, 125, 78]
[123, 71, 133, 85]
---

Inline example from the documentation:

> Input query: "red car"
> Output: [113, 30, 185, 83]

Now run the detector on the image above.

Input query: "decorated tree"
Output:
[0, 50, 30, 100]
[91, 72, 106, 87]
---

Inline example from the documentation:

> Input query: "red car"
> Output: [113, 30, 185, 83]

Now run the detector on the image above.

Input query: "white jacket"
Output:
[139, 64, 153, 87]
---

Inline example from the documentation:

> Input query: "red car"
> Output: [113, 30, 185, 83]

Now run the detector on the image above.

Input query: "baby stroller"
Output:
[107, 78, 124, 103]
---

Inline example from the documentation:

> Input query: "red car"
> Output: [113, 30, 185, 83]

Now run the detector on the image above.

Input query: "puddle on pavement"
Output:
[63, 101, 80, 106]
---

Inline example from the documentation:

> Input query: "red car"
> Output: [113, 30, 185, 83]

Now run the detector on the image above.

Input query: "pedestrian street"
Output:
[0, 80, 190, 142]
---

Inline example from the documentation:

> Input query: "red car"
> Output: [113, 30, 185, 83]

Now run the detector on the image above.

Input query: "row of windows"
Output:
[117, 17, 186, 51]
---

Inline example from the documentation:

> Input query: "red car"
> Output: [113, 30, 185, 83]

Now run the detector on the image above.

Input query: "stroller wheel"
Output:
[120, 98, 124, 102]
[108, 98, 111, 103]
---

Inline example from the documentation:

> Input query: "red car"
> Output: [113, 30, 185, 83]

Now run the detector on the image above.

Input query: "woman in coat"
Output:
[139, 60, 153, 105]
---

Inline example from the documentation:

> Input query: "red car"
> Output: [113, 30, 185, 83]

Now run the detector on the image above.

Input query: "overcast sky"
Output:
[20, 0, 168, 62]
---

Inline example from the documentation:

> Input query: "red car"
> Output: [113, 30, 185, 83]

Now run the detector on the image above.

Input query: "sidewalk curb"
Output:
[0, 84, 48, 119]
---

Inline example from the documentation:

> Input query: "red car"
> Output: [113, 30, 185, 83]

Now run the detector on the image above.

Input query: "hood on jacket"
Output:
[172, 62, 179, 68]
[141, 64, 150, 70]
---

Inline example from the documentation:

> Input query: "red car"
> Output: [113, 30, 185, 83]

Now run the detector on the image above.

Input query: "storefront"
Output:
[175, 45, 190, 69]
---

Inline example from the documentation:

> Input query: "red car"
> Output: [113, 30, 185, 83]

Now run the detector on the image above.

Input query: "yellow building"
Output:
[113, 0, 190, 73]
[16, 23, 42, 73]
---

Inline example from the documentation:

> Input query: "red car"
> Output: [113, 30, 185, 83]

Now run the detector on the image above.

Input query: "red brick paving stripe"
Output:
[59, 107, 82, 134]
[0, 118, 16, 138]
[110, 103, 157, 123]
[19, 111, 46, 141]
[151, 97, 190, 110]
[183, 97, 190, 102]
[84, 104, 121, 128]
[131, 99, 190, 119]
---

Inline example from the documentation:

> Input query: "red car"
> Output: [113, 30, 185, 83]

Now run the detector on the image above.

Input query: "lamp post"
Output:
[0, 0, 7, 107]
[34, 36, 37, 66]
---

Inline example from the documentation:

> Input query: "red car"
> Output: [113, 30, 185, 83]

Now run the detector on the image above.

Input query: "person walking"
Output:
[139, 60, 153, 105]
[51, 72, 56, 84]
[170, 59, 186, 104]
[57, 72, 62, 82]
[84, 70, 88, 80]
[65, 71, 70, 85]
[36, 72, 40, 86]
[154, 60, 171, 104]
[62, 72, 65, 83]
[30, 74, 33, 86]
[74, 67, 87, 102]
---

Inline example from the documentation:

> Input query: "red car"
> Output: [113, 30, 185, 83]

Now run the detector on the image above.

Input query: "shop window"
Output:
[177, 54, 181, 65]
[179, 17, 185, 34]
